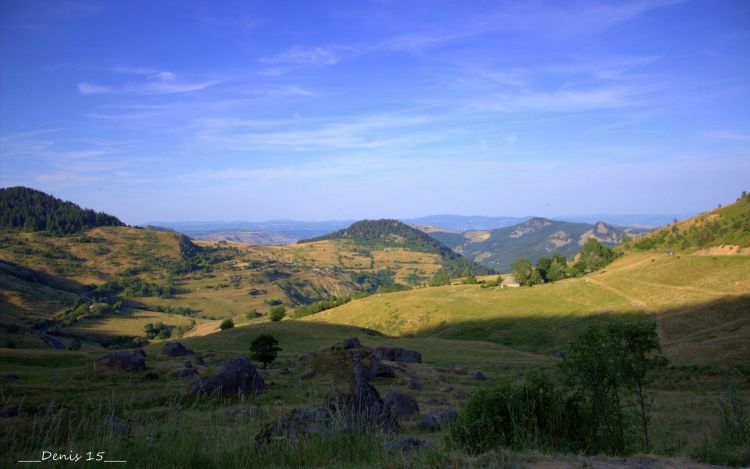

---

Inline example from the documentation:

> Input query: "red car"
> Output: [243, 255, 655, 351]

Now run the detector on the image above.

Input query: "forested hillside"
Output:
[0, 186, 123, 234]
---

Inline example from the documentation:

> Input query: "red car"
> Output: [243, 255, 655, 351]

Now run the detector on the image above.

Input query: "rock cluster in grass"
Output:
[188, 357, 266, 396]
[162, 342, 195, 357]
[95, 351, 146, 372]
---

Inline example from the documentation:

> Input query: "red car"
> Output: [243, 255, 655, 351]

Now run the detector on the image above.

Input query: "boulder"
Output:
[194, 356, 205, 365]
[163, 342, 195, 357]
[408, 378, 422, 390]
[418, 408, 458, 431]
[326, 356, 398, 433]
[343, 337, 361, 349]
[95, 351, 146, 372]
[552, 351, 565, 359]
[472, 371, 487, 381]
[327, 379, 398, 433]
[385, 437, 433, 454]
[375, 347, 421, 363]
[2, 372, 19, 380]
[188, 357, 266, 397]
[383, 391, 420, 418]
[256, 407, 332, 445]
[0, 405, 18, 418]
[300, 369, 316, 380]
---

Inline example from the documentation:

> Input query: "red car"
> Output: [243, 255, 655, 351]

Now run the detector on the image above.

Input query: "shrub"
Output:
[144, 322, 171, 339]
[220, 319, 234, 330]
[269, 306, 285, 322]
[450, 374, 583, 454]
[250, 334, 282, 368]
[245, 309, 260, 320]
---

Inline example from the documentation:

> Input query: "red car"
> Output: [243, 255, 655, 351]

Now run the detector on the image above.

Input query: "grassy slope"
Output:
[0, 229, 445, 347]
[309, 251, 750, 367]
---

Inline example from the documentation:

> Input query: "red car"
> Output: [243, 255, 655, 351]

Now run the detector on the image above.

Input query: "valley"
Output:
[1, 187, 749, 467]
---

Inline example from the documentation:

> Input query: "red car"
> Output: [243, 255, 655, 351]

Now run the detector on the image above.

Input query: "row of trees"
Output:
[510, 239, 619, 286]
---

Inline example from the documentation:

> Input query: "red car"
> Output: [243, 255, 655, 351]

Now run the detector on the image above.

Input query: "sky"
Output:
[1, 0, 749, 225]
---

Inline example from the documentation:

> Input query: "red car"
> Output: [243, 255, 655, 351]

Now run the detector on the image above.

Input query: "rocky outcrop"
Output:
[163, 342, 195, 357]
[188, 357, 265, 397]
[375, 347, 421, 363]
[383, 391, 420, 418]
[95, 351, 146, 372]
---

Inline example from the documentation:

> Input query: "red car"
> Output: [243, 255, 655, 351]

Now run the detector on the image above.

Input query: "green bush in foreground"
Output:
[450, 374, 584, 454]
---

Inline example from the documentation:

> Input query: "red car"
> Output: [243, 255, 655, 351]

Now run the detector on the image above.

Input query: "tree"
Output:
[220, 318, 234, 330]
[429, 270, 450, 287]
[619, 323, 668, 450]
[510, 258, 537, 286]
[560, 322, 667, 453]
[535, 257, 552, 282]
[250, 334, 282, 368]
[269, 305, 285, 322]
[547, 257, 568, 282]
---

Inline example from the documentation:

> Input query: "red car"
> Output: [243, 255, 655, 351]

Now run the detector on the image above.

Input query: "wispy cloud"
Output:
[471, 86, 641, 113]
[78, 69, 224, 96]
[259, 45, 356, 67]
[193, 113, 440, 152]
[704, 130, 750, 142]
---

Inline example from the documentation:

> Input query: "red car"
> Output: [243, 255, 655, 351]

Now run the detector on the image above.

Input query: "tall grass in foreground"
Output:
[1, 391, 463, 469]
[692, 388, 750, 467]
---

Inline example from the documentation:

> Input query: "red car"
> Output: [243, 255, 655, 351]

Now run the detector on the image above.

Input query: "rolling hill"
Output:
[300, 219, 495, 277]
[308, 196, 750, 368]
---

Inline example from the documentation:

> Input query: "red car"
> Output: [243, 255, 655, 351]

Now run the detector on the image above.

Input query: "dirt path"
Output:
[584, 278, 668, 344]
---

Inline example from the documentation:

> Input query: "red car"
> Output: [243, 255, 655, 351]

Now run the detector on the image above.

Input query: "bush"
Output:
[250, 334, 282, 368]
[450, 374, 583, 454]
[144, 322, 171, 339]
[269, 306, 285, 322]
[245, 309, 260, 320]
[220, 319, 234, 330]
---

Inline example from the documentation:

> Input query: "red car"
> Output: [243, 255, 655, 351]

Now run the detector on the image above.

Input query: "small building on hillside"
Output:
[501, 275, 520, 288]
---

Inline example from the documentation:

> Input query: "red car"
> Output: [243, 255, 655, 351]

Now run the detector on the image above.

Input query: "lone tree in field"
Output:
[250, 334, 282, 369]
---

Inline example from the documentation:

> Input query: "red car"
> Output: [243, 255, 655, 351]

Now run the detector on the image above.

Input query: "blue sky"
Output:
[1, 0, 749, 224]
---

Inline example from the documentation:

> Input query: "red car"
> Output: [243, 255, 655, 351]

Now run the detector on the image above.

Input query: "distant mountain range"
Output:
[419, 218, 642, 272]
[151, 213, 677, 245]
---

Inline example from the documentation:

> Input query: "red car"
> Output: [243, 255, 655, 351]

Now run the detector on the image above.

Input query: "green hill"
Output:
[439, 218, 626, 272]
[300, 219, 494, 277]
[627, 195, 750, 252]
[0, 186, 124, 234]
